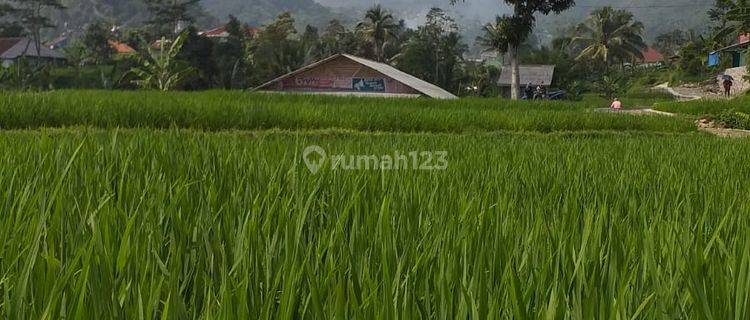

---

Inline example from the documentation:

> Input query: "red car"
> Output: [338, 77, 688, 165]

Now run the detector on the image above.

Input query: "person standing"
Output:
[534, 85, 543, 100]
[723, 78, 734, 97]
[524, 83, 534, 100]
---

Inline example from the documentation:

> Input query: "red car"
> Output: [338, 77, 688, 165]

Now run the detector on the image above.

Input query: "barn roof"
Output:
[255, 54, 458, 99]
[0, 37, 65, 60]
[498, 65, 555, 87]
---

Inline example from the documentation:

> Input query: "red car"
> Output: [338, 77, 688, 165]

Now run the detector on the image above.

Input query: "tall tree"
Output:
[571, 7, 647, 71]
[81, 21, 115, 65]
[213, 16, 248, 89]
[0, 4, 23, 37]
[425, 8, 459, 85]
[10, 0, 65, 60]
[709, 0, 736, 32]
[654, 30, 688, 56]
[476, 15, 532, 98]
[319, 20, 358, 57]
[143, 0, 200, 37]
[253, 12, 304, 79]
[178, 26, 216, 89]
[399, 8, 466, 91]
[301, 25, 322, 63]
[453, 0, 575, 99]
[357, 5, 398, 62]
[716, 0, 750, 41]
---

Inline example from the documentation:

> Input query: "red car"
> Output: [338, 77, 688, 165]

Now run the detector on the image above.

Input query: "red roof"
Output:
[640, 48, 664, 63]
[108, 40, 135, 54]
[0, 37, 23, 55]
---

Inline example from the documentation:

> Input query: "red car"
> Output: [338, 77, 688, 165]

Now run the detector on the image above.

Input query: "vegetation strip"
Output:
[0, 91, 695, 133]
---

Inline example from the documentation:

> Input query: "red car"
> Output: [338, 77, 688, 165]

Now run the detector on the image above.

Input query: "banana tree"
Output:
[129, 31, 194, 91]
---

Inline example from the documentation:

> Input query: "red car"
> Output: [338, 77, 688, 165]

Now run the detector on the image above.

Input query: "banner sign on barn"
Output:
[352, 78, 386, 92]
[283, 77, 337, 89]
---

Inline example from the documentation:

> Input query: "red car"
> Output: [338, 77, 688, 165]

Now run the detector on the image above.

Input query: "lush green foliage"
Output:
[579, 91, 674, 108]
[128, 32, 194, 91]
[397, 8, 467, 93]
[716, 109, 750, 130]
[656, 97, 750, 130]
[1, 129, 749, 318]
[572, 7, 647, 70]
[655, 96, 750, 116]
[0, 91, 693, 133]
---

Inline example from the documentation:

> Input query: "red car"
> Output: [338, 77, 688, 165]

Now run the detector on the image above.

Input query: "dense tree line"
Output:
[1, 0, 748, 98]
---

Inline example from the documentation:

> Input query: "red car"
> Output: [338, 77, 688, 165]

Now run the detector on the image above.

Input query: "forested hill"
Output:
[318, 0, 714, 41]
[52, 0, 336, 32]
[52, 0, 712, 41]
[201, 0, 335, 27]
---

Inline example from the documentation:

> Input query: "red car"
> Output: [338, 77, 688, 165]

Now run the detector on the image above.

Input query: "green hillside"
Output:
[48, 0, 713, 45]
[51, 0, 336, 32]
[319, 0, 714, 40]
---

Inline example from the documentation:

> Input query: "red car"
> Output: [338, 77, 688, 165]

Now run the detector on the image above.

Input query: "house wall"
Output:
[265, 56, 420, 95]
[1, 57, 66, 68]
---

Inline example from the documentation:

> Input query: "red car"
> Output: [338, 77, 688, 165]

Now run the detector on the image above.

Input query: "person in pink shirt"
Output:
[610, 98, 622, 110]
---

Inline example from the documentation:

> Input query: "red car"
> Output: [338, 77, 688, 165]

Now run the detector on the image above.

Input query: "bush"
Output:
[716, 109, 750, 130]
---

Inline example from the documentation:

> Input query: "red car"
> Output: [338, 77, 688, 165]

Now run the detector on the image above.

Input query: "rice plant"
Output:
[655, 96, 750, 116]
[0, 90, 695, 133]
[0, 129, 748, 319]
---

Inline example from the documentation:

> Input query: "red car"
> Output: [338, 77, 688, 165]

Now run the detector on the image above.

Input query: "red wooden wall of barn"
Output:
[264, 56, 419, 95]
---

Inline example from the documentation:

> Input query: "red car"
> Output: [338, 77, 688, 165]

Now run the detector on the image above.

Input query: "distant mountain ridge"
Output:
[50, 0, 714, 43]
[52, 0, 337, 33]
[317, 0, 714, 41]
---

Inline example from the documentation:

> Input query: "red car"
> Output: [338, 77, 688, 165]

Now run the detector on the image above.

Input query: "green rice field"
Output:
[0, 91, 693, 133]
[1, 91, 749, 319]
[655, 96, 750, 116]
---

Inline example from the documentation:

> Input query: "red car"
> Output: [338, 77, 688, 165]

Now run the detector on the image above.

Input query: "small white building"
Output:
[498, 64, 556, 98]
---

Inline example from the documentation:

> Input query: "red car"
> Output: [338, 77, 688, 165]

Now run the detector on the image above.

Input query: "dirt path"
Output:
[652, 83, 703, 101]
[594, 108, 675, 116]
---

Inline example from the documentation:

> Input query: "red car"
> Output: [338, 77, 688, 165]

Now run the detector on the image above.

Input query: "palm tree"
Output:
[572, 7, 647, 71]
[357, 5, 398, 62]
[716, 0, 750, 41]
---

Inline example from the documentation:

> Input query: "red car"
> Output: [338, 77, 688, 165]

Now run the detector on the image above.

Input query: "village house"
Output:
[1, 37, 66, 67]
[497, 65, 556, 98]
[708, 34, 750, 95]
[637, 48, 664, 67]
[108, 40, 136, 56]
[152, 24, 260, 49]
[198, 25, 260, 39]
[255, 54, 458, 99]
